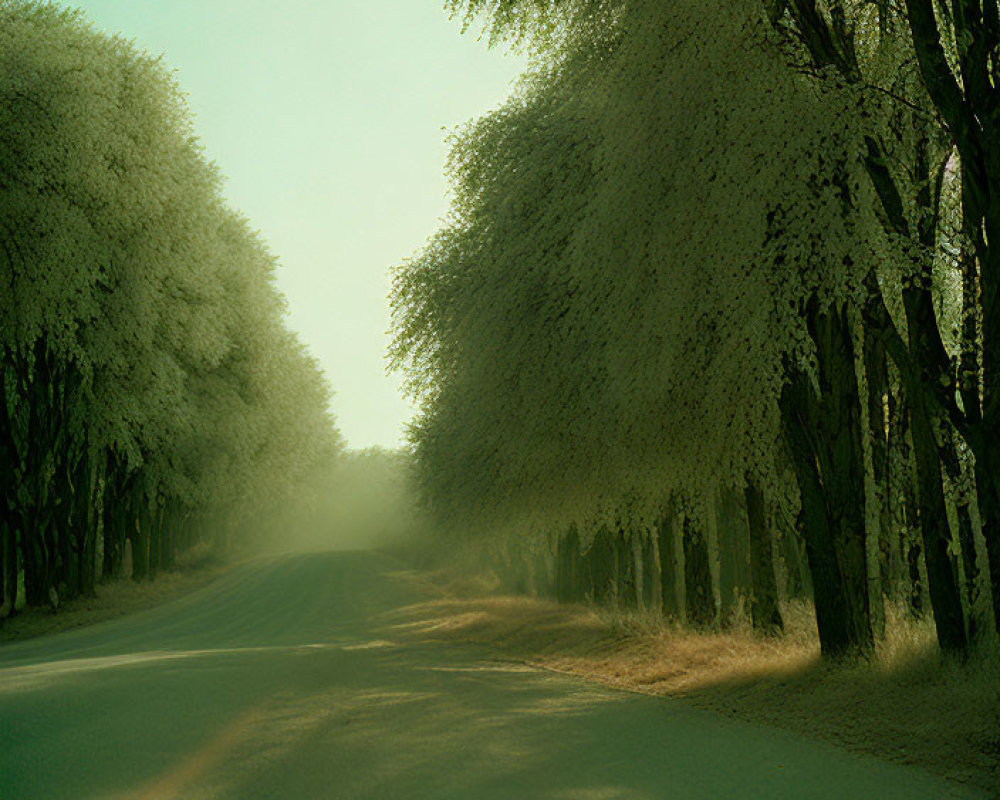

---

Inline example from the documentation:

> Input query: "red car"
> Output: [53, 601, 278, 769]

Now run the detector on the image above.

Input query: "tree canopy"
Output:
[0, 1, 342, 613]
[392, 0, 1000, 658]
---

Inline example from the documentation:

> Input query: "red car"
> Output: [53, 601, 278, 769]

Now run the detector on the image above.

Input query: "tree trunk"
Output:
[780, 517, 809, 599]
[615, 530, 637, 608]
[0, 521, 16, 619]
[23, 508, 57, 609]
[131, 499, 149, 583]
[859, 326, 886, 639]
[973, 456, 1000, 635]
[640, 533, 658, 611]
[682, 514, 714, 628]
[939, 431, 984, 643]
[147, 506, 162, 581]
[74, 450, 98, 598]
[978, 197, 1000, 633]
[583, 526, 615, 603]
[162, 508, 177, 572]
[897, 133, 968, 653]
[556, 526, 581, 602]
[715, 489, 745, 625]
[656, 512, 681, 620]
[780, 302, 873, 658]
[102, 458, 128, 582]
[909, 385, 968, 653]
[884, 369, 911, 599]
[631, 534, 645, 610]
[974, 201, 1000, 635]
[746, 482, 783, 634]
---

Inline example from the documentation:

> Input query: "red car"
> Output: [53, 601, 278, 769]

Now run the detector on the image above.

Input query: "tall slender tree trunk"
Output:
[147, 506, 162, 581]
[73, 449, 98, 598]
[0, 521, 16, 619]
[556, 526, 581, 602]
[939, 432, 983, 643]
[961, 121, 1000, 638]
[973, 451, 1000, 634]
[886, 377, 930, 615]
[884, 368, 910, 598]
[780, 518, 809, 599]
[715, 490, 745, 624]
[657, 511, 680, 620]
[909, 386, 968, 653]
[161, 507, 177, 572]
[682, 513, 714, 628]
[642, 532, 659, 612]
[584, 527, 615, 603]
[615, 531, 637, 608]
[781, 302, 873, 658]
[891, 134, 969, 654]
[102, 457, 128, 582]
[131, 497, 149, 582]
[631, 533, 647, 611]
[858, 325, 886, 638]
[746, 482, 783, 634]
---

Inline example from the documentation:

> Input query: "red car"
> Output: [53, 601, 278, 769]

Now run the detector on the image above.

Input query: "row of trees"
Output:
[391, 0, 1000, 658]
[0, 2, 341, 616]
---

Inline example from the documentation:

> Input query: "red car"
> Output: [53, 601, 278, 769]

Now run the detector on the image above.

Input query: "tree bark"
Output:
[583, 526, 615, 603]
[715, 489, 745, 624]
[909, 385, 968, 652]
[780, 302, 873, 658]
[682, 514, 714, 628]
[642, 533, 658, 611]
[746, 482, 783, 634]
[656, 512, 681, 620]
[131, 496, 149, 583]
[0, 521, 16, 619]
[556, 526, 581, 602]
[938, 430, 984, 643]
[615, 530, 637, 608]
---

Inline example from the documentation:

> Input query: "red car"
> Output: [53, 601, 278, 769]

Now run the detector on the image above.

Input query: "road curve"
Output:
[0, 551, 984, 799]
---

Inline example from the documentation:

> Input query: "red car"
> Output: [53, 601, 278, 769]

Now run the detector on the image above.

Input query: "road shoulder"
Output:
[0, 563, 231, 645]
[383, 569, 1000, 796]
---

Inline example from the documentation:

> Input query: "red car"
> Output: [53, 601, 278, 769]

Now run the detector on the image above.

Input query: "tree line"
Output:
[391, 0, 1000, 659]
[0, 2, 341, 617]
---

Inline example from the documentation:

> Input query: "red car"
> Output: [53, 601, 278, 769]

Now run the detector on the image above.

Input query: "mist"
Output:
[243, 447, 428, 557]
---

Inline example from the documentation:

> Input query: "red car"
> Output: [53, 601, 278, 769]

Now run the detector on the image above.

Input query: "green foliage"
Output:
[0, 1, 342, 610]
[406, 0, 1000, 657]
[394, 0, 880, 540]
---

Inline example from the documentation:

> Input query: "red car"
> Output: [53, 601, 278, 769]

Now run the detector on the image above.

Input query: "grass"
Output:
[0, 560, 229, 644]
[385, 570, 1000, 794]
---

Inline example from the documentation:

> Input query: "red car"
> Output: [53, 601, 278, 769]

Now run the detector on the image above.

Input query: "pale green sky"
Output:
[59, 0, 526, 448]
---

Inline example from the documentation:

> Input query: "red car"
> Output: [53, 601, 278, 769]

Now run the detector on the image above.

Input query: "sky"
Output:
[58, 0, 527, 449]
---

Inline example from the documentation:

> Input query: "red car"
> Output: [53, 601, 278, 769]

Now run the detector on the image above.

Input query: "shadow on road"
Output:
[0, 551, 984, 800]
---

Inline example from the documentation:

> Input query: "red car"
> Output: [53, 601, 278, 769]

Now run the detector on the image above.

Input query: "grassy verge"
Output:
[385, 570, 1000, 794]
[0, 562, 230, 644]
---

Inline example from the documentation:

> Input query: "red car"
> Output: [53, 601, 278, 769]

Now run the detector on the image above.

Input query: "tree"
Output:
[434, 0, 1000, 656]
[393, 0, 892, 656]
[0, 1, 341, 612]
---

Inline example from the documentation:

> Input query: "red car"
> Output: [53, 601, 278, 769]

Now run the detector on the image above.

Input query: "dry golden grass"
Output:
[386, 572, 1000, 794]
[0, 563, 229, 644]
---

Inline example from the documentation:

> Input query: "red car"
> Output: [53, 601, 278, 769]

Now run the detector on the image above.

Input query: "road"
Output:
[0, 551, 985, 799]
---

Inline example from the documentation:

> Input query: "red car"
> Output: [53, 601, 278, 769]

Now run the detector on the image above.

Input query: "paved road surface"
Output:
[0, 551, 985, 799]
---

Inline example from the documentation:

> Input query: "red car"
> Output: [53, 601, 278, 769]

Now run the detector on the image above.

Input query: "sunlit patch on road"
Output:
[0, 553, 983, 799]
